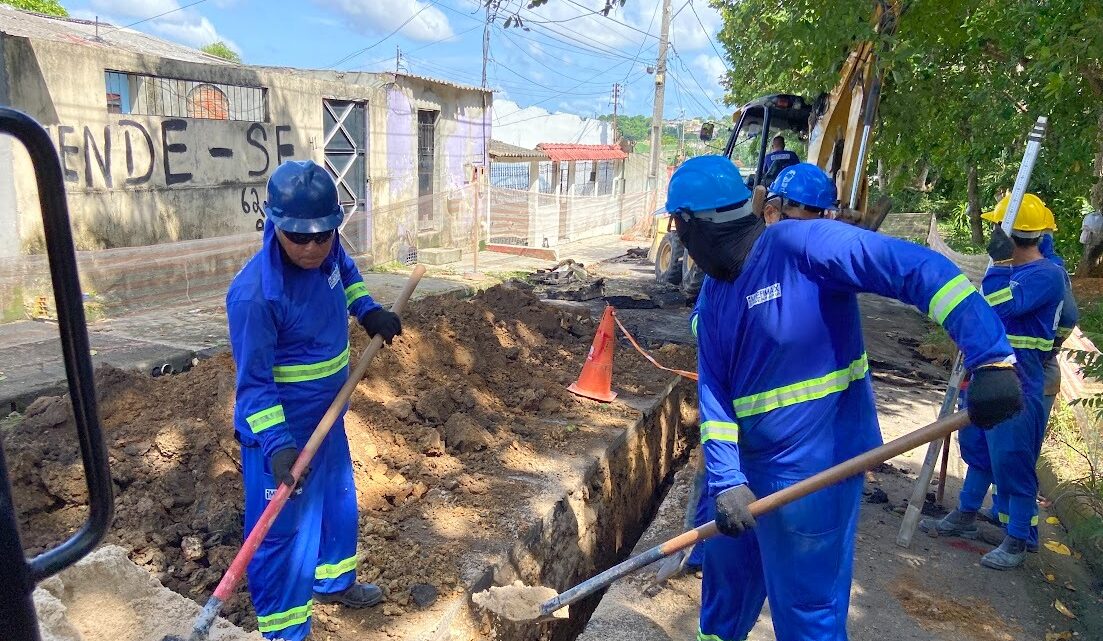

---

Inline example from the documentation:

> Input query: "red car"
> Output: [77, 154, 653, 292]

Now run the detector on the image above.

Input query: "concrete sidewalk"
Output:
[0, 234, 645, 412]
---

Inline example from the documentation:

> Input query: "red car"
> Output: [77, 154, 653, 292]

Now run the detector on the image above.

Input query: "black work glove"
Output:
[270, 447, 306, 494]
[966, 363, 1023, 429]
[359, 308, 402, 345]
[715, 484, 757, 537]
[986, 226, 1014, 262]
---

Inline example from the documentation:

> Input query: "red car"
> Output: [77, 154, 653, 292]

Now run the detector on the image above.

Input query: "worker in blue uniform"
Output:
[922, 194, 1066, 569]
[683, 162, 837, 572]
[669, 156, 1022, 641]
[1039, 232, 1079, 423]
[761, 135, 800, 184]
[227, 160, 403, 640]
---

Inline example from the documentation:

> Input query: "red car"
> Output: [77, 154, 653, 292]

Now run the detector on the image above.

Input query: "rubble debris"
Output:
[866, 488, 889, 504]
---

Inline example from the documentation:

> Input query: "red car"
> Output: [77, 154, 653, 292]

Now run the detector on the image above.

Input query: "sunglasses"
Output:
[281, 229, 335, 245]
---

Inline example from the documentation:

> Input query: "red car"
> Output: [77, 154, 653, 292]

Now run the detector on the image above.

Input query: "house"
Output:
[0, 5, 490, 267]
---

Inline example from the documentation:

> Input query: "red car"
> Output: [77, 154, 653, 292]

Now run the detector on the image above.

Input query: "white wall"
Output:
[492, 99, 611, 149]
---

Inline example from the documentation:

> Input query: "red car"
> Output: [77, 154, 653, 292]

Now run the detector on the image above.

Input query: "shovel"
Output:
[476, 410, 971, 623]
[164, 265, 426, 641]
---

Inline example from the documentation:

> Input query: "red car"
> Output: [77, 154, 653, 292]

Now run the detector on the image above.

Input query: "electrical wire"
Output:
[357, 23, 484, 70]
[496, 29, 611, 84]
[688, 0, 729, 71]
[669, 44, 725, 116]
[562, 0, 657, 39]
[101, 0, 211, 34]
[326, 0, 442, 69]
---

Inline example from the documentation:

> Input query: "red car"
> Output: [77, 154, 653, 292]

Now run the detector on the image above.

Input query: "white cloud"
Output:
[671, 1, 723, 53]
[88, 0, 178, 17]
[152, 15, 239, 51]
[693, 53, 727, 85]
[317, 0, 454, 42]
[82, 0, 239, 52]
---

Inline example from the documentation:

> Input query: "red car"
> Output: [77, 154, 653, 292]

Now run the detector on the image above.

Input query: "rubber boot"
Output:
[919, 509, 978, 539]
[980, 536, 1027, 570]
[314, 583, 383, 608]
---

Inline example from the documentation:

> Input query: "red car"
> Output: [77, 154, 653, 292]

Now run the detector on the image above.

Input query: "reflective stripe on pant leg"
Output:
[315, 419, 361, 594]
[699, 511, 765, 641]
[243, 443, 322, 641]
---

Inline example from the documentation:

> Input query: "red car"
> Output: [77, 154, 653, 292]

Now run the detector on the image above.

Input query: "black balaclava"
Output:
[673, 213, 765, 282]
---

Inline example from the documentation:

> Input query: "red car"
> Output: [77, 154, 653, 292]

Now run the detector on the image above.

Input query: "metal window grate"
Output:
[103, 70, 267, 122]
[490, 162, 529, 190]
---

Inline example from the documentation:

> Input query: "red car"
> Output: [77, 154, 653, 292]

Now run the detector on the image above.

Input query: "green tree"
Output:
[201, 41, 241, 63]
[713, 0, 1103, 264]
[1, 0, 68, 16]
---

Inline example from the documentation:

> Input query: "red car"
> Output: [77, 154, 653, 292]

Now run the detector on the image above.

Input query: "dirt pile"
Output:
[9, 285, 695, 637]
[889, 573, 1020, 641]
[33, 545, 261, 641]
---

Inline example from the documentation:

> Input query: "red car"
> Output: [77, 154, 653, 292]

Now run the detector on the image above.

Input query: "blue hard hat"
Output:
[264, 159, 345, 233]
[768, 162, 837, 210]
[666, 155, 752, 215]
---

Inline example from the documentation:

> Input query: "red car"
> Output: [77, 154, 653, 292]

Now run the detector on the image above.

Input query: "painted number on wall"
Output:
[241, 186, 264, 230]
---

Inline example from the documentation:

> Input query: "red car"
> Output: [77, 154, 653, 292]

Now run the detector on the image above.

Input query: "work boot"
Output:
[978, 506, 1000, 525]
[981, 535, 1028, 570]
[314, 583, 383, 608]
[919, 509, 979, 539]
[978, 522, 1039, 552]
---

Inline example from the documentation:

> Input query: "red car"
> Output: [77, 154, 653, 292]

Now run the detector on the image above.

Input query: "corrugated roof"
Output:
[536, 143, 628, 161]
[489, 139, 547, 160]
[395, 72, 491, 94]
[0, 6, 234, 65]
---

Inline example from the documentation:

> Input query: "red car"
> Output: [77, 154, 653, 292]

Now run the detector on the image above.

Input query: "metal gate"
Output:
[322, 99, 369, 250]
[417, 109, 437, 228]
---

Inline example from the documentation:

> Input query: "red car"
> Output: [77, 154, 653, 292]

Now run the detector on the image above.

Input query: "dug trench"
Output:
[10, 284, 699, 641]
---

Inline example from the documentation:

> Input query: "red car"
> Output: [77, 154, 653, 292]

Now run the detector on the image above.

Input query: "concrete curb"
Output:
[1037, 453, 1103, 575]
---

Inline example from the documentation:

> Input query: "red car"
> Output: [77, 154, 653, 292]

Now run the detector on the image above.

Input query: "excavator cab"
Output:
[649, 94, 813, 301]
[725, 94, 813, 188]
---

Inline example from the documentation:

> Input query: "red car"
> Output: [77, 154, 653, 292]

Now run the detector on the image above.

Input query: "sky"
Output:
[63, 0, 731, 120]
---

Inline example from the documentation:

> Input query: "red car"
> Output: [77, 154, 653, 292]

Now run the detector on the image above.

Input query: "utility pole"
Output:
[467, 3, 493, 281]
[648, 0, 673, 188]
[395, 45, 401, 74]
[611, 83, 621, 145]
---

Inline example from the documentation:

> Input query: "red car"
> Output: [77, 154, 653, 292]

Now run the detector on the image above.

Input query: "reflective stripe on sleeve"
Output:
[732, 353, 869, 418]
[246, 404, 286, 434]
[983, 287, 1013, 306]
[928, 274, 977, 324]
[700, 421, 739, 444]
[345, 282, 370, 307]
[272, 345, 350, 383]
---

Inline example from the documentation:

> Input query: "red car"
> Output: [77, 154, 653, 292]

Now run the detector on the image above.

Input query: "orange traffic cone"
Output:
[568, 305, 617, 402]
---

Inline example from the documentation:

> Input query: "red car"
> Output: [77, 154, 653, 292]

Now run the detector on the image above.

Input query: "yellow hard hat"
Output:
[981, 193, 1056, 234]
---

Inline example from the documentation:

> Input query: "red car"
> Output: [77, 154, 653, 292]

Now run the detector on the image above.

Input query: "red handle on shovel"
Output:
[176, 266, 425, 641]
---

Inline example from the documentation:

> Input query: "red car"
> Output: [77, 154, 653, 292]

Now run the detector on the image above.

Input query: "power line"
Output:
[494, 59, 636, 126]
[619, 0, 661, 86]
[561, 0, 657, 39]
[688, 0, 728, 71]
[669, 45, 725, 116]
[326, 1, 440, 69]
[357, 24, 483, 70]
[496, 29, 611, 84]
[102, 0, 210, 34]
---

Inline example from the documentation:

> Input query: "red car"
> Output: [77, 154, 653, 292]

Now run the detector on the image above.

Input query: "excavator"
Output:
[649, 1, 898, 299]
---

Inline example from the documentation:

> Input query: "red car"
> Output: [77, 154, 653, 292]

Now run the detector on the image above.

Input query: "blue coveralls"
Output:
[957, 257, 1065, 548]
[694, 219, 1013, 641]
[1040, 235, 1079, 420]
[227, 220, 381, 641]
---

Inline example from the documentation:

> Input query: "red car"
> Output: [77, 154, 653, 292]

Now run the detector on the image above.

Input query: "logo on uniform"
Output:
[746, 283, 782, 308]
[328, 264, 340, 289]
[265, 486, 304, 500]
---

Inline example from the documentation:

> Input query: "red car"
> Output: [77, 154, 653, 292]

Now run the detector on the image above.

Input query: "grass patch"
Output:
[367, 261, 409, 274]
[937, 218, 986, 255]
[1077, 298, 1103, 338]
[917, 327, 956, 367]
[1043, 400, 1103, 573]
[485, 270, 532, 283]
